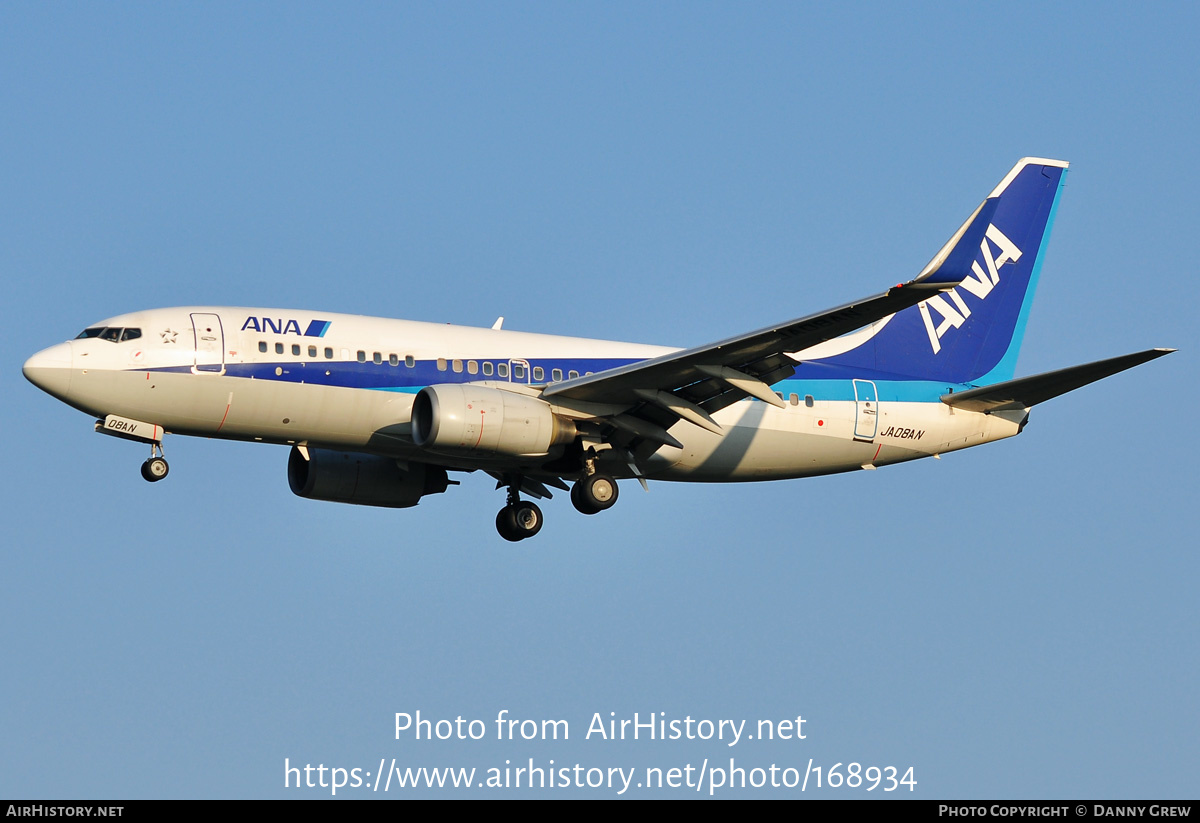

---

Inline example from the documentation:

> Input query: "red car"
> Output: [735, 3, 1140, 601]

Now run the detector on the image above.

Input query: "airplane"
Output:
[23, 157, 1173, 541]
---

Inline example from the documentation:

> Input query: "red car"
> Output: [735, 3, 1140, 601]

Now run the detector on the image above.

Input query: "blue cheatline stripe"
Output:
[143, 357, 974, 404]
[143, 357, 645, 391]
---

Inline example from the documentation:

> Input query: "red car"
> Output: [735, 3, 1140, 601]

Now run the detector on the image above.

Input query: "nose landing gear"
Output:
[140, 442, 169, 483]
[141, 457, 169, 482]
[93, 414, 170, 483]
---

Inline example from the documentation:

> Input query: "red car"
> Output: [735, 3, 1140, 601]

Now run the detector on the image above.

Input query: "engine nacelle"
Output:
[411, 384, 577, 456]
[287, 446, 450, 508]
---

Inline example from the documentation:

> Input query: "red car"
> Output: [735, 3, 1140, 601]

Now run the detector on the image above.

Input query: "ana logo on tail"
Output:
[918, 224, 1022, 354]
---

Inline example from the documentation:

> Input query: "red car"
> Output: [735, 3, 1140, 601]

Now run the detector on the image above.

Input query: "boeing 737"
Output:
[23, 158, 1173, 540]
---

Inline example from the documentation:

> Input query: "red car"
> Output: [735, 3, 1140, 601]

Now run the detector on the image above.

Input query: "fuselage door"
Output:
[191, 313, 225, 375]
[508, 359, 531, 384]
[853, 379, 878, 441]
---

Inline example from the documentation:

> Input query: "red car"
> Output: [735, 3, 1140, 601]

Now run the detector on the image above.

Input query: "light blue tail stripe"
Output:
[973, 167, 1068, 385]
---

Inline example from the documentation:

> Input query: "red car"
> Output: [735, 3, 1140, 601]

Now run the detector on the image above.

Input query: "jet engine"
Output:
[411, 384, 576, 456]
[287, 446, 450, 508]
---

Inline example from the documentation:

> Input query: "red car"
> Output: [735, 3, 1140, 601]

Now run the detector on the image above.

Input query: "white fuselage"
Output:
[25, 307, 1024, 483]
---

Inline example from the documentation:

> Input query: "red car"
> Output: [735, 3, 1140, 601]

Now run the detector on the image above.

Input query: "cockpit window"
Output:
[75, 326, 143, 342]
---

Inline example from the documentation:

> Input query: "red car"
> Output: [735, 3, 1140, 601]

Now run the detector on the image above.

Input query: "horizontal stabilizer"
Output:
[940, 349, 1175, 412]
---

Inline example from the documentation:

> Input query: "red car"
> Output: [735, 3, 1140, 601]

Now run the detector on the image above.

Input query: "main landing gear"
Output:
[570, 473, 618, 515]
[571, 447, 618, 515]
[496, 483, 543, 542]
[495, 469, 621, 541]
[140, 442, 169, 483]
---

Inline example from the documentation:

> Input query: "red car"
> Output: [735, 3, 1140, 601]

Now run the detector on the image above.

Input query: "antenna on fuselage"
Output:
[492, 317, 504, 330]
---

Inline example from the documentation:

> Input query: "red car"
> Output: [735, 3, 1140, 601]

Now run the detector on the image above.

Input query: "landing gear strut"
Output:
[496, 481, 543, 541]
[140, 442, 169, 483]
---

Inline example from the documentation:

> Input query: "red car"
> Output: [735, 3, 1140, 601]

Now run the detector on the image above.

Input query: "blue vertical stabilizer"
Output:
[816, 158, 1068, 386]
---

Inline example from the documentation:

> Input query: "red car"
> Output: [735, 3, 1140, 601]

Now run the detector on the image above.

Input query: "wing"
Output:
[541, 197, 998, 448]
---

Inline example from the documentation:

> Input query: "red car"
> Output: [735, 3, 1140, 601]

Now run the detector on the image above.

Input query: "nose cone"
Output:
[23, 342, 74, 400]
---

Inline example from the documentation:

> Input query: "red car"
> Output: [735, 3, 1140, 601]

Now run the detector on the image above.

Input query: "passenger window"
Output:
[389, 354, 398, 366]
[258, 342, 267, 353]
[405, 355, 415, 368]
[121, 328, 141, 342]
[805, 395, 815, 408]
[552, 368, 562, 382]
[569, 370, 579, 379]
[357, 350, 366, 362]
[373, 352, 382, 364]
[324, 347, 333, 359]
[437, 358, 447, 371]
[533, 366, 544, 381]
[483, 362, 494, 376]
[292, 344, 301, 356]
[467, 360, 478, 375]
[308, 345, 317, 358]
[513, 364, 525, 379]
[276, 343, 285, 354]
[452, 359, 463, 373]
[498, 363, 509, 378]
[789, 393, 799, 406]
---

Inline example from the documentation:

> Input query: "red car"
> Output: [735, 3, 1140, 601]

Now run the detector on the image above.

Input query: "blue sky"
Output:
[2, 3, 1196, 798]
